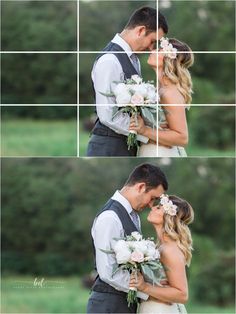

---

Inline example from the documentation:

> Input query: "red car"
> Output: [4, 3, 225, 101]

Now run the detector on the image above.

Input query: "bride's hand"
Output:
[129, 115, 146, 135]
[129, 272, 146, 291]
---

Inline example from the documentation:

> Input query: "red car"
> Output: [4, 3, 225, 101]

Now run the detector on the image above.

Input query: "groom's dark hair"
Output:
[125, 163, 168, 191]
[125, 7, 157, 34]
[159, 11, 168, 34]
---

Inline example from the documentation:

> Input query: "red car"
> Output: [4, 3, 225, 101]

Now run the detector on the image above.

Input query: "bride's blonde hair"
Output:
[163, 38, 194, 104]
[163, 195, 194, 266]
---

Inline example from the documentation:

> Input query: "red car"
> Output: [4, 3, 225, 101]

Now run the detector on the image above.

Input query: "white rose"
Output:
[168, 205, 177, 216]
[113, 240, 128, 253]
[113, 83, 128, 96]
[160, 196, 169, 205]
[147, 240, 156, 250]
[131, 85, 148, 97]
[146, 84, 157, 103]
[146, 246, 156, 259]
[130, 251, 144, 263]
[131, 75, 142, 84]
[160, 38, 169, 49]
[131, 232, 142, 241]
[168, 49, 177, 59]
[116, 250, 132, 264]
[113, 240, 131, 264]
[116, 92, 131, 104]
[143, 240, 160, 260]
[132, 240, 148, 254]
[163, 202, 172, 212]
[130, 93, 144, 105]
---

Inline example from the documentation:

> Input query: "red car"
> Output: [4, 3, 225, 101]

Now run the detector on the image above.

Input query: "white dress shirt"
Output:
[91, 190, 148, 300]
[91, 34, 148, 143]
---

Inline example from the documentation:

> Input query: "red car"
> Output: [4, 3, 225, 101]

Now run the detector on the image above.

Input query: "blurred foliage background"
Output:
[1, 106, 77, 156]
[1, 158, 235, 312]
[1, 0, 77, 104]
[1, 0, 77, 51]
[79, 0, 235, 104]
[1, 0, 235, 104]
[159, 0, 235, 51]
[1, 53, 77, 104]
[79, 0, 235, 51]
[79, 105, 235, 157]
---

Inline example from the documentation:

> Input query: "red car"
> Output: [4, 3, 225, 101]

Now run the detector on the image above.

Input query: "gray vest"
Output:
[92, 199, 139, 295]
[91, 42, 140, 156]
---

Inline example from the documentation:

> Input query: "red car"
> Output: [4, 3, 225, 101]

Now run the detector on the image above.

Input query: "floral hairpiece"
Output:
[159, 37, 177, 59]
[159, 194, 178, 216]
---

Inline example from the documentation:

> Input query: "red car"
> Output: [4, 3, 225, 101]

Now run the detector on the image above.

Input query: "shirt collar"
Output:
[111, 190, 133, 215]
[111, 34, 133, 57]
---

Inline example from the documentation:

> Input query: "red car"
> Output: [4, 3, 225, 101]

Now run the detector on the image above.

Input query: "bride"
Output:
[129, 194, 194, 314]
[130, 38, 194, 157]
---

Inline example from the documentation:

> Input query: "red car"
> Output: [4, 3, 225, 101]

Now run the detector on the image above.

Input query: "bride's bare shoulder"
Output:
[161, 85, 185, 105]
[160, 242, 185, 264]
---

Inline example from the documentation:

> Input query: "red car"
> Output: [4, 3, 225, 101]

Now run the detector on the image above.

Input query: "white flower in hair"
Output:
[160, 38, 169, 50]
[159, 194, 178, 216]
[160, 37, 177, 59]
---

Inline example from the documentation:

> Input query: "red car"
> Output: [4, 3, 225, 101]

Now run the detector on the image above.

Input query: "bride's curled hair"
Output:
[163, 195, 194, 266]
[163, 39, 194, 104]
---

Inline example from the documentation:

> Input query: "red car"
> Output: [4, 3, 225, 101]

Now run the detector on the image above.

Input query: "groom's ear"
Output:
[136, 25, 147, 37]
[135, 182, 146, 193]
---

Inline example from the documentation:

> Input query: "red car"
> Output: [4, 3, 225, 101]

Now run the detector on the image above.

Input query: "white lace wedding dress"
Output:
[138, 141, 157, 157]
[139, 299, 187, 314]
[137, 109, 187, 157]
[138, 265, 187, 314]
[158, 105, 188, 157]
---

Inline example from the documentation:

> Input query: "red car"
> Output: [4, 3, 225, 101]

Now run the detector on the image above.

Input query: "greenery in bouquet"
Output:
[100, 231, 164, 307]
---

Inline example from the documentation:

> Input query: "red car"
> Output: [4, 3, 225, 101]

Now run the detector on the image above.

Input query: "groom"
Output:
[87, 7, 159, 157]
[87, 163, 168, 313]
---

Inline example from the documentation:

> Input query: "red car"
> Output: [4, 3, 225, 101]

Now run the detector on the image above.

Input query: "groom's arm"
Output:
[92, 211, 149, 300]
[92, 55, 148, 143]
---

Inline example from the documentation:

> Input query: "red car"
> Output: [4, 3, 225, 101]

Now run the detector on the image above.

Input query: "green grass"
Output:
[1, 119, 77, 157]
[1, 276, 90, 313]
[186, 142, 235, 157]
[79, 128, 235, 157]
[79, 127, 90, 156]
[1, 276, 234, 313]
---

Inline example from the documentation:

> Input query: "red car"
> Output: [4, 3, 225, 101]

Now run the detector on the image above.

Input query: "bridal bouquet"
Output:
[100, 231, 164, 307]
[101, 75, 157, 150]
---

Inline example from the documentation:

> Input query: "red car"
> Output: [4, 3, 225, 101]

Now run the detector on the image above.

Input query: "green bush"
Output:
[193, 250, 235, 306]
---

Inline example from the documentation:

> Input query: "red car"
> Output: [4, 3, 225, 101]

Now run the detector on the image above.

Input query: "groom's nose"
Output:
[148, 200, 154, 207]
[149, 43, 155, 51]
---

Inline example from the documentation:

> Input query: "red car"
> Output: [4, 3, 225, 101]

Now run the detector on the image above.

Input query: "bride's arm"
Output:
[159, 105, 188, 147]
[159, 89, 188, 147]
[130, 246, 188, 304]
[129, 115, 157, 143]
